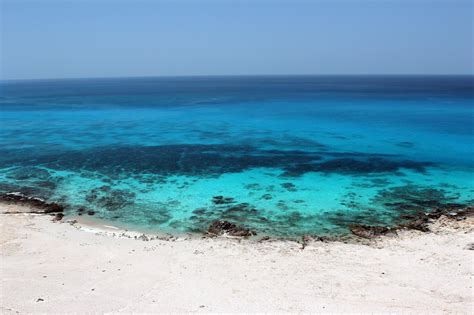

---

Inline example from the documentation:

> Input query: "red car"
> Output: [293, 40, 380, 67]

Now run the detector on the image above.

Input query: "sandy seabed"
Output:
[1, 203, 473, 314]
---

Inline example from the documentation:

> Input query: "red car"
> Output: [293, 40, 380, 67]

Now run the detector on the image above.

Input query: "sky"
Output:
[0, 0, 473, 80]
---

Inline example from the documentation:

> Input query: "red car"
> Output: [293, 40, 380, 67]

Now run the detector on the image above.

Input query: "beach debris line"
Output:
[207, 220, 256, 237]
[300, 234, 328, 249]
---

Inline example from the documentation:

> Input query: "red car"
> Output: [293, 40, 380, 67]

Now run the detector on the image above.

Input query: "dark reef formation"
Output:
[1, 166, 61, 200]
[0, 192, 64, 215]
[0, 144, 434, 179]
[212, 196, 236, 205]
[0, 143, 470, 239]
[85, 186, 136, 211]
[186, 184, 471, 238]
[374, 185, 461, 210]
[280, 157, 431, 177]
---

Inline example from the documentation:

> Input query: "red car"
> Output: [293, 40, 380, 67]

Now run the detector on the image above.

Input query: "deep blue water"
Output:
[0, 76, 473, 237]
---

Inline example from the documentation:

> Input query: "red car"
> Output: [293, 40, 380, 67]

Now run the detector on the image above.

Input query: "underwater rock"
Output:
[168, 220, 182, 229]
[3, 167, 58, 198]
[212, 196, 235, 205]
[0, 183, 23, 193]
[281, 182, 297, 192]
[87, 210, 96, 216]
[276, 200, 289, 211]
[372, 185, 461, 217]
[0, 182, 54, 200]
[85, 187, 135, 211]
[244, 183, 261, 190]
[221, 203, 259, 220]
[147, 208, 172, 225]
[207, 220, 256, 237]
[6, 166, 52, 181]
[370, 178, 392, 187]
[192, 208, 207, 216]
[98, 185, 111, 192]
[189, 202, 265, 234]
[34, 180, 57, 190]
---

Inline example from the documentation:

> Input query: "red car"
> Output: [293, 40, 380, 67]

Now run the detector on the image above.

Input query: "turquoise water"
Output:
[0, 76, 473, 236]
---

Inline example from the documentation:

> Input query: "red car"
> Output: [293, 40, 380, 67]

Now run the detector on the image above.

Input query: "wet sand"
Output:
[1, 203, 473, 314]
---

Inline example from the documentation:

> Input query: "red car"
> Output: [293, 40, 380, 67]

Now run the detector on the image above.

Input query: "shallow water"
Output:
[1, 76, 473, 236]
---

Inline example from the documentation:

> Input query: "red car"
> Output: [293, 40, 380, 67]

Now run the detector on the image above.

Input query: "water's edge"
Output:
[2, 191, 472, 244]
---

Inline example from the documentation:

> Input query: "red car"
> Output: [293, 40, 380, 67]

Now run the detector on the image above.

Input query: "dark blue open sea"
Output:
[1, 76, 473, 237]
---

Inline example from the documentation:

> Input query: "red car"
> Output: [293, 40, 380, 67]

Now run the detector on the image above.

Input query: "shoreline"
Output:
[2, 200, 473, 246]
[1, 191, 473, 245]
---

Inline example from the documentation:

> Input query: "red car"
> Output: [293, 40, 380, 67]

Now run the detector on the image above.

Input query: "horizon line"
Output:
[1, 73, 473, 82]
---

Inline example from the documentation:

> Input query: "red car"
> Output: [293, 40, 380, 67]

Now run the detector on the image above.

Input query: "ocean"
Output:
[0, 76, 473, 237]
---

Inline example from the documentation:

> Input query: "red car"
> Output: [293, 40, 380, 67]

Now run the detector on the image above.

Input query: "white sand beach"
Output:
[1, 204, 473, 314]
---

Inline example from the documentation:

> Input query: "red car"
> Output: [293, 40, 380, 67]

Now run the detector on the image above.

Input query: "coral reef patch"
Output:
[0, 144, 433, 179]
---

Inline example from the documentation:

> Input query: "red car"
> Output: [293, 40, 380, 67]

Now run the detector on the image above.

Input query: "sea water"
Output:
[0, 76, 473, 237]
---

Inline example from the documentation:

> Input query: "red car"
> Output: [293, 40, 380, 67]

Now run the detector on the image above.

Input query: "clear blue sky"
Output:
[1, 0, 473, 79]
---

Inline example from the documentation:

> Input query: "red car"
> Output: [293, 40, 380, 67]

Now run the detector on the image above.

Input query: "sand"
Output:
[1, 204, 473, 314]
